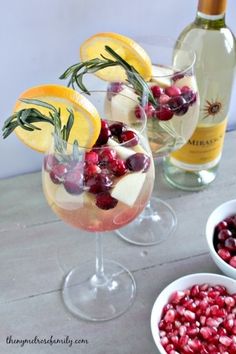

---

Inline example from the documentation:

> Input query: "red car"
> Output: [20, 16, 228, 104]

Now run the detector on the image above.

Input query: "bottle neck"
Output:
[195, 11, 226, 29]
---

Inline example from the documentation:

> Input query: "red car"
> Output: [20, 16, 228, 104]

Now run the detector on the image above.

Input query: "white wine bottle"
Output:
[163, 0, 236, 190]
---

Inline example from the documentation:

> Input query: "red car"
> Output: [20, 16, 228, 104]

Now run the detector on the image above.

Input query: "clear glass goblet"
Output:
[105, 36, 199, 245]
[42, 90, 154, 321]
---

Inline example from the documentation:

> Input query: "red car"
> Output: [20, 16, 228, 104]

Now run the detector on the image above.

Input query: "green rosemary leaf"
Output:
[19, 98, 57, 113]
[72, 140, 80, 161]
[2, 121, 19, 139]
[66, 109, 74, 141]
[2, 113, 17, 129]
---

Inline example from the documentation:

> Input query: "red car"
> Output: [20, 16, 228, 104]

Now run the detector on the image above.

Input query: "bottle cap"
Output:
[198, 0, 227, 15]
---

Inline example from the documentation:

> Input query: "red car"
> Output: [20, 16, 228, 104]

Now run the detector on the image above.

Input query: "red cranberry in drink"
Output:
[229, 256, 236, 268]
[109, 122, 126, 137]
[86, 173, 113, 194]
[181, 88, 197, 105]
[95, 192, 118, 210]
[159, 94, 170, 105]
[85, 150, 99, 165]
[94, 119, 111, 146]
[84, 164, 101, 179]
[151, 85, 163, 98]
[155, 106, 174, 121]
[119, 130, 139, 147]
[50, 163, 68, 184]
[126, 153, 150, 172]
[168, 96, 189, 116]
[110, 159, 127, 176]
[63, 169, 83, 195]
[107, 82, 123, 100]
[135, 103, 155, 119]
[172, 72, 185, 82]
[44, 154, 58, 172]
[99, 147, 117, 164]
[165, 86, 181, 97]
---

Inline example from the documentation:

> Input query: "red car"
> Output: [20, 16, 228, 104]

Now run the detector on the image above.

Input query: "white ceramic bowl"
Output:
[206, 199, 236, 280]
[150, 273, 236, 354]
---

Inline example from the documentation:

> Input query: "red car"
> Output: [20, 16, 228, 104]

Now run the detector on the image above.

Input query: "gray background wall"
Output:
[1, 0, 235, 178]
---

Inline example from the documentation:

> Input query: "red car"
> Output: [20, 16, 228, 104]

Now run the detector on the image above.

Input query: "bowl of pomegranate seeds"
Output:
[206, 199, 236, 280]
[151, 273, 236, 354]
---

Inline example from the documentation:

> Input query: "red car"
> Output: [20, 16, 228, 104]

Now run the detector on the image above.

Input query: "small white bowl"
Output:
[206, 199, 236, 280]
[150, 273, 236, 354]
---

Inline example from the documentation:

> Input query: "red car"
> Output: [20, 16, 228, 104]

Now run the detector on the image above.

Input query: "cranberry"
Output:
[84, 164, 101, 179]
[168, 96, 189, 116]
[99, 147, 117, 164]
[107, 82, 123, 100]
[224, 237, 236, 251]
[63, 170, 83, 195]
[229, 256, 236, 268]
[159, 94, 170, 105]
[218, 229, 232, 241]
[94, 119, 111, 146]
[44, 154, 59, 172]
[109, 122, 126, 137]
[95, 192, 118, 210]
[119, 130, 139, 147]
[49, 163, 68, 184]
[126, 153, 150, 172]
[134, 103, 154, 119]
[216, 220, 228, 232]
[110, 159, 127, 176]
[165, 86, 181, 97]
[218, 248, 231, 262]
[172, 72, 185, 81]
[181, 89, 197, 105]
[151, 85, 163, 98]
[85, 150, 99, 165]
[155, 106, 174, 121]
[86, 173, 113, 194]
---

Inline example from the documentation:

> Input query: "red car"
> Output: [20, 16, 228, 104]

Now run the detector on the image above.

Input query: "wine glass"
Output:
[105, 36, 199, 245]
[42, 90, 154, 321]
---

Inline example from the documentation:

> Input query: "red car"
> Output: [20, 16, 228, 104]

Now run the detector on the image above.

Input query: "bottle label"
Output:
[170, 118, 227, 168]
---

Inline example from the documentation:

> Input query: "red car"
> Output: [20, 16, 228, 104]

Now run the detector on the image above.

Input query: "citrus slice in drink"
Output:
[13, 84, 101, 152]
[80, 32, 152, 81]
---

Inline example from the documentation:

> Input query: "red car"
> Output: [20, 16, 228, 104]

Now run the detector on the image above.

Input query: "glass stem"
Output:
[91, 232, 108, 287]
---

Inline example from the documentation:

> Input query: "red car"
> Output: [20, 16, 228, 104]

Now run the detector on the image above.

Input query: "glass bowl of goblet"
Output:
[104, 36, 199, 246]
[42, 90, 154, 321]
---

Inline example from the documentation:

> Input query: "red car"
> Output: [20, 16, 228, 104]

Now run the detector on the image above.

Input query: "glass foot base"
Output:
[116, 197, 177, 246]
[62, 259, 136, 321]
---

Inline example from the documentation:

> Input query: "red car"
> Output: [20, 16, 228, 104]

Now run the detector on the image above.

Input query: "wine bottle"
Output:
[163, 0, 236, 190]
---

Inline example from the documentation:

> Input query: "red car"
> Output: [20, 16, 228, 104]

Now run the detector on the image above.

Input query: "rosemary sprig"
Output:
[60, 45, 157, 107]
[2, 98, 76, 155]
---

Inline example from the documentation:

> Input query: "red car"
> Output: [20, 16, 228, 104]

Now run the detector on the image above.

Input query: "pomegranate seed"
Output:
[229, 256, 236, 268]
[225, 297, 236, 308]
[164, 309, 176, 323]
[170, 335, 179, 346]
[119, 130, 139, 147]
[126, 153, 150, 172]
[50, 163, 68, 184]
[155, 106, 174, 121]
[165, 343, 175, 353]
[200, 316, 206, 326]
[179, 325, 187, 336]
[85, 150, 99, 165]
[184, 310, 196, 322]
[200, 326, 213, 339]
[161, 336, 169, 346]
[151, 85, 163, 98]
[206, 317, 221, 328]
[165, 86, 181, 97]
[190, 285, 200, 297]
[188, 338, 203, 351]
[169, 291, 186, 304]
[95, 192, 118, 210]
[219, 335, 232, 347]
[179, 334, 189, 346]
[216, 221, 228, 232]
[218, 248, 231, 262]
[187, 326, 200, 337]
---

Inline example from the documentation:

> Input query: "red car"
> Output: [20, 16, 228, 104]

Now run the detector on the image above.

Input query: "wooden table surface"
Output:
[0, 131, 235, 354]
